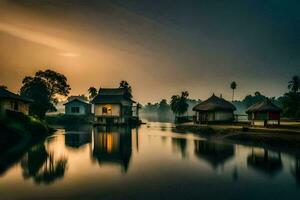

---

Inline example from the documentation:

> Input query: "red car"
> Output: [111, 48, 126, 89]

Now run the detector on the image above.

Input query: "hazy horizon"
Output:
[0, 0, 299, 103]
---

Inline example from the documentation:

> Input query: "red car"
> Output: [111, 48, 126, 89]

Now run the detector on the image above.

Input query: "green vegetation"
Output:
[0, 111, 53, 163]
[20, 69, 71, 119]
[170, 91, 189, 116]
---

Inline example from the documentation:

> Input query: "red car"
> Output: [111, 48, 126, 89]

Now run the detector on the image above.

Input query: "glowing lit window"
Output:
[102, 106, 112, 115]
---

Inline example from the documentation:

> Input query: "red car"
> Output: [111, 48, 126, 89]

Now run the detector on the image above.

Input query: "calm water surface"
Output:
[1, 122, 300, 200]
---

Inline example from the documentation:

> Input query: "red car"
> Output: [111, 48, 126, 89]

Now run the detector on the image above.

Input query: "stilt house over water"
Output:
[91, 88, 139, 125]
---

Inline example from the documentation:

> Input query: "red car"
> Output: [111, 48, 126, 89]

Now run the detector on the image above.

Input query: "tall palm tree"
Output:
[230, 81, 237, 101]
[88, 87, 98, 100]
[288, 76, 300, 93]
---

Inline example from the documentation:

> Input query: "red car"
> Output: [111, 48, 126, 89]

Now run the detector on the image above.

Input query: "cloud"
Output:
[0, 22, 78, 56]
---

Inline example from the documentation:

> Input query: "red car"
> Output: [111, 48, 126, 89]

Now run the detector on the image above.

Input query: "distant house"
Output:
[0, 88, 32, 117]
[91, 88, 138, 125]
[64, 96, 91, 115]
[193, 94, 236, 124]
[246, 99, 281, 126]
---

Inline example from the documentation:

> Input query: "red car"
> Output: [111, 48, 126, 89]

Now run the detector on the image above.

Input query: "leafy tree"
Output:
[230, 81, 237, 101]
[119, 80, 132, 98]
[288, 75, 300, 93]
[88, 87, 98, 100]
[20, 77, 52, 118]
[20, 69, 71, 118]
[242, 91, 267, 108]
[280, 76, 300, 118]
[35, 70, 71, 104]
[170, 91, 189, 116]
[281, 92, 300, 118]
[0, 85, 7, 89]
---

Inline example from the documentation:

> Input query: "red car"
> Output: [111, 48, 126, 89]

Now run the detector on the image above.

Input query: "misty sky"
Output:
[0, 0, 299, 103]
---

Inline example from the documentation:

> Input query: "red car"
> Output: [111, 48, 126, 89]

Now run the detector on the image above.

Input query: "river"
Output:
[0, 122, 300, 199]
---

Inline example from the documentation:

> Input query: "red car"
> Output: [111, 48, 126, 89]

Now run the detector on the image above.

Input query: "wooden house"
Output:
[193, 94, 236, 124]
[64, 96, 91, 115]
[91, 88, 138, 125]
[246, 99, 281, 126]
[0, 88, 32, 117]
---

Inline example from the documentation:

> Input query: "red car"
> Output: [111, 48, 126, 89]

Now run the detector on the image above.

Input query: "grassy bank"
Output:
[176, 122, 300, 153]
[0, 112, 53, 175]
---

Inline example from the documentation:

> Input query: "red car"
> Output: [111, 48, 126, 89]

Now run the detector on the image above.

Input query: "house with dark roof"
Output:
[64, 96, 91, 115]
[193, 94, 236, 124]
[246, 99, 281, 126]
[91, 88, 139, 125]
[0, 88, 32, 117]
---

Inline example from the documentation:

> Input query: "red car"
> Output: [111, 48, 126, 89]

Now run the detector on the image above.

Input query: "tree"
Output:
[35, 70, 71, 104]
[119, 80, 132, 98]
[281, 76, 300, 118]
[0, 85, 7, 89]
[230, 81, 237, 101]
[242, 92, 267, 108]
[88, 87, 98, 100]
[20, 77, 52, 118]
[170, 91, 189, 116]
[20, 69, 71, 118]
[288, 75, 300, 93]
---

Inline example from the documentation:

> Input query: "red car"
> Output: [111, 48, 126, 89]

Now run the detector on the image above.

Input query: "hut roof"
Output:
[193, 94, 236, 111]
[246, 99, 281, 113]
[0, 88, 33, 103]
[91, 88, 135, 104]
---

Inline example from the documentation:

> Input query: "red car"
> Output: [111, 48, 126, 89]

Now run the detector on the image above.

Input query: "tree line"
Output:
[1, 68, 299, 119]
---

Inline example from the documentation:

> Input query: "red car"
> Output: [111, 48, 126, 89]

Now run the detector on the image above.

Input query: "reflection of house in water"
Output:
[172, 138, 187, 158]
[291, 156, 300, 185]
[194, 140, 234, 169]
[247, 148, 282, 177]
[92, 126, 132, 172]
[65, 132, 92, 149]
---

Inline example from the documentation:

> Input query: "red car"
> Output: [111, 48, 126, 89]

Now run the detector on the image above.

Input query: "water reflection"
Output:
[172, 138, 187, 158]
[292, 156, 300, 185]
[65, 125, 92, 149]
[194, 140, 235, 169]
[1, 123, 300, 199]
[247, 148, 282, 177]
[21, 144, 67, 185]
[92, 126, 132, 173]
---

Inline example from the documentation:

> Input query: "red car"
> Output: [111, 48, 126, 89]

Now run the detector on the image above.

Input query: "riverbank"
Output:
[176, 122, 300, 154]
[0, 112, 54, 175]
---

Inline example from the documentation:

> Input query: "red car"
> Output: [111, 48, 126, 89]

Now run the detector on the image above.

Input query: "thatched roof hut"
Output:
[193, 94, 236, 112]
[193, 94, 236, 123]
[246, 99, 281, 113]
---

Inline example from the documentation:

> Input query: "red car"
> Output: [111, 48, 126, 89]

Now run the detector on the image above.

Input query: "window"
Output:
[71, 107, 80, 113]
[102, 106, 112, 115]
